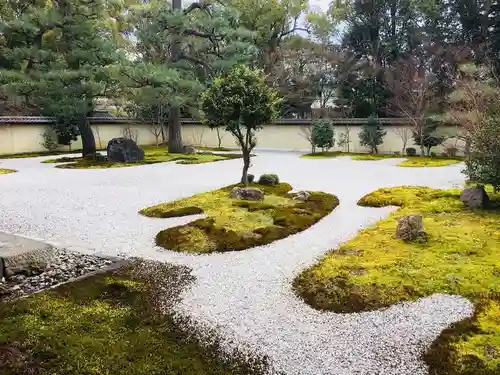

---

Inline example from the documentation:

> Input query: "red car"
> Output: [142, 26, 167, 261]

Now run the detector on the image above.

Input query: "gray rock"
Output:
[396, 214, 426, 242]
[460, 187, 489, 209]
[107, 137, 145, 162]
[182, 145, 196, 155]
[289, 190, 310, 201]
[229, 186, 265, 201]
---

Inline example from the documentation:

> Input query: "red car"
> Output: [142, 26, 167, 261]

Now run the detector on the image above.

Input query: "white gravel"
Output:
[0, 152, 474, 374]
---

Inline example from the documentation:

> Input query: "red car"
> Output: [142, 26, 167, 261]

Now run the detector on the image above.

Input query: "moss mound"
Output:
[293, 185, 500, 375]
[301, 151, 462, 167]
[0, 168, 16, 175]
[140, 182, 339, 253]
[43, 147, 244, 169]
[0, 261, 271, 375]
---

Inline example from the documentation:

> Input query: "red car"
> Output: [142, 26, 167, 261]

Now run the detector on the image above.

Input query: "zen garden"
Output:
[1, 1, 500, 375]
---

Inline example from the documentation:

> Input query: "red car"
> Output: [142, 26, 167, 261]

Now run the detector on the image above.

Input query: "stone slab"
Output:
[0, 232, 56, 277]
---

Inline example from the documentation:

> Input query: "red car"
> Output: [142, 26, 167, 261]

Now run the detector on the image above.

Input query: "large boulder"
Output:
[230, 187, 264, 201]
[460, 187, 490, 209]
[107, 137, 145, 162]
[182, 145, 196, 155]
[396, 214, 426, 242]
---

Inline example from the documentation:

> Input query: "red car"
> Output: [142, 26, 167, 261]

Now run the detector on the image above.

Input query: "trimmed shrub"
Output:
[311, 119, 335, 151]
[430, 152, 437, 157]
[258, 174, 279, 185]
[247, 174, 255, 183]
[406, 147, 417, 156]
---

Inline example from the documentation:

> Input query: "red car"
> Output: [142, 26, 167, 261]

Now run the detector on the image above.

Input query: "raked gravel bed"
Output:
[0, 248, 114, 301]
[0, 152, 474, 375]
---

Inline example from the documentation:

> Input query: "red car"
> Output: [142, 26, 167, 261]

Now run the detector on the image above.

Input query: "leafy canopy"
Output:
[201, 65, 281, 141]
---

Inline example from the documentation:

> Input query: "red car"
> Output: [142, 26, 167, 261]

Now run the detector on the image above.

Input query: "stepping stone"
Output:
[0, 232, 56, 278]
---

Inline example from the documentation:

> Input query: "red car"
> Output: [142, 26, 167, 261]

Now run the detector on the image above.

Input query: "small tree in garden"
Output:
[311, 119, 335, 151]
[466, 116, 500, 192]
[386, 58, 434, 156]
[411, 118, 446, 156]
[392, 127, 410, 155]
[299, 125, 315, 154]
[201, 65, 281, 184]
[359, 117, 386, 154]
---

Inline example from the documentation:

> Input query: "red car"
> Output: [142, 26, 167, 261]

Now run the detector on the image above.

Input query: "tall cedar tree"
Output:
[201, 65, 281, 184]
[0, 0, 126, 156]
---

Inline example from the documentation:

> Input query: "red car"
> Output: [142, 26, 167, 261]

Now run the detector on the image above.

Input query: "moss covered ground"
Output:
[301, 151, 463, 167]
[0, 261, 270, 375]
[43, 146, 243, 169]
[293, 185, 500, 375]
[140, 182, 339, 253]
[0, 150, 87, 159]
[0, 169, 16, 175]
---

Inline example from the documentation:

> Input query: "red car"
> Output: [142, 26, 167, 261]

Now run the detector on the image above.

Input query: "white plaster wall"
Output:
[0, 122, 464, 155]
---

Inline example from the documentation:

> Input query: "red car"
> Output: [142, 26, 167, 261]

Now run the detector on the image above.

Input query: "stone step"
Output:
[0, 232, 56, 279]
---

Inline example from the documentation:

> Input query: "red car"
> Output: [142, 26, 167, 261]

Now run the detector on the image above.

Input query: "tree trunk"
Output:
[240, 150, 251, 185]
[420, 144, 425, 156]
[216, 127, 222, 149]
[168, 105, 183, 153]
[167, 0, 183, 154]
[79, 118, 96, 157]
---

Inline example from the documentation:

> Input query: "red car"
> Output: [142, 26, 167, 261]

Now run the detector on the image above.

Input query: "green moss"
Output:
[0, 261, 269, 375]
[424, 299, 500, 375]
[45, 147, 244, 169]
[0, 150, 83, 159]
[197, 146, 238, 152]
[0, 168, 16, 175]
[300, 151, 345, 159]
[140, 182, 339, 253]
[301, 151, 463, 167]
[398, 156, 462, 167]
[350, 154, 397, 161]
[293, 185, 500, 375]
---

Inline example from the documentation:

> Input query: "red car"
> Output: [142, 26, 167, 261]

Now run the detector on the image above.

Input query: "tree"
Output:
[445, 63, 499, 158]
[386, 57, 434, 156]
[201, 65, 281, 184]
[392, 126, 410, 154]
[412, 118, 445, 156]
[299, 125, 315, 153]
[359, 116, 386, 154]
[465, 116, 500, 193]
[124, 0, 256, 153]
[0, 0, 127, 156]
[311, 119, 335, 151]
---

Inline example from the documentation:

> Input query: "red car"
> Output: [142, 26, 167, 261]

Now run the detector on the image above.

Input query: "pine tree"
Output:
[0, 0, 127, 156]
[123, 0, 256, 153]
[359, 116, 386, 154]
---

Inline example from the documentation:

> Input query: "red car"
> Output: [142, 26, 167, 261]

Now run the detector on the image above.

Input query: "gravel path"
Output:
[0, 152, 474, 375]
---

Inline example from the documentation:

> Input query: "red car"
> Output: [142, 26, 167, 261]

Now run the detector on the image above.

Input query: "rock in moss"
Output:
[182, 145, 196, 155]
[258, 174, 279, 185]
[288, 191, 310, 201]
[229, 187, 264, 201]
[460, 186, 490, 209]
[107, 138, 145, 162]
[396, 214, 426, 242]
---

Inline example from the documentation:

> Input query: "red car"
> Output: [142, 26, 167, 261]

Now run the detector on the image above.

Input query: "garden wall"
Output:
[0, 118, 464, 155]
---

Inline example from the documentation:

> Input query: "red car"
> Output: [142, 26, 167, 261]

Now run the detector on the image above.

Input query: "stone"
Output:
[230, 186, 265, 201]
[107, 137, 145, 162]
[460, 187, 490, 209]
[396, 214, 426, 242]
[0, 232, 56, 277]
[289, 190, 310, 201]
[182, 145, 196, 155]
